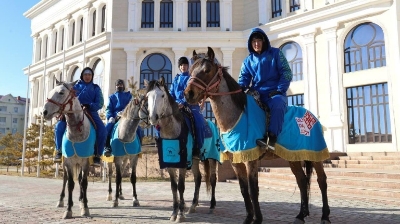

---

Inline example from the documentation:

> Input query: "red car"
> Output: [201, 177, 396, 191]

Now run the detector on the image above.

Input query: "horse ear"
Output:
[193, 50, 197, 58]
[55, 79, 61, 86]
[71, 80, 78, 86]
[207, 47, 215, 62]
[159, 76, 165, 86]
[144, 79, 149, 88]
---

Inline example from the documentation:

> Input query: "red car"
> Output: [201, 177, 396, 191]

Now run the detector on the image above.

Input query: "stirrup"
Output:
[256, 139, 268, 148]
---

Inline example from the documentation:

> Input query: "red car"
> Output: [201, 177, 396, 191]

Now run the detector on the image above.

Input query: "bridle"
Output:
[187, 58, 242, 109]
[46, 83, 85, 132]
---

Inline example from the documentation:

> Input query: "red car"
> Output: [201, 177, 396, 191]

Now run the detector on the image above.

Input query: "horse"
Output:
[104, 94, 144, 208]
[42, 80, 92, 219]
[184, 47, 331, 224]
[139, 78, 221, 222]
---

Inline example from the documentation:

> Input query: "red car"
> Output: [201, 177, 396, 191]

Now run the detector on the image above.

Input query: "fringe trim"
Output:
[220, 146, 263, 163]
[101, 155, 114, 163]
[274, 143, 330, 162]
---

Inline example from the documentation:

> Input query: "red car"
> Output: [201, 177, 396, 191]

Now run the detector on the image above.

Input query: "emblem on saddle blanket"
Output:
[62, 122, 96, 158]
[109, 122, 142, 157]
[295, 110, 317, 136]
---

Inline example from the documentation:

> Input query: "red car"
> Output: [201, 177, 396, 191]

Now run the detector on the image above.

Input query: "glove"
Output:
[116, 111, 122, 117]
[268, 90, 282, 98]
[82, 104, 90, 110]
[108, 117, 115, 123]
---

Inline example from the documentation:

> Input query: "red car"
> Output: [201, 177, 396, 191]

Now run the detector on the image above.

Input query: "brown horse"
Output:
[184, 47, 330, 224]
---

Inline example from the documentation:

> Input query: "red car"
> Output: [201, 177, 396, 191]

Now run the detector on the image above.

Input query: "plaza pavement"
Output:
[0, 175, 399, 224]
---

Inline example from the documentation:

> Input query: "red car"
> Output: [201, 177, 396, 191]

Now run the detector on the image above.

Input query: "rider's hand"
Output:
[82, 104, 90, 110]
[108, 117, 115, 123]
[117, 111, 122, 117]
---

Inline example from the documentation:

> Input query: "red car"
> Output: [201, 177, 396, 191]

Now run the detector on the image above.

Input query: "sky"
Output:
[0, 1, 40, 98]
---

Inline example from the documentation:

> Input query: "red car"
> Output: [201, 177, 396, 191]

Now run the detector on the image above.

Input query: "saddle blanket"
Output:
[109, 122, 142, 157]
[62, 122, 96, 158]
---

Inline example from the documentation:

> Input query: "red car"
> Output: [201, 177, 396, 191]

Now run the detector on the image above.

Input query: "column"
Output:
[82, 3, 90, 41]
[220, 0, 232, 31]
[174, 0, 186, 31]
[322, 25, 344, 152]
[128, 0, 139, 31]
[172, 47, 187, 77]
[258, 0, 269, 25]
[301, 30, 318, 116]
[154, 0, 160, 31]
[125, 48, 139, 84]
[201, 0, 206, 31]
[220, 47, 235, 74]
[33, 34, 39, 63]
[281, 0, 287, 18]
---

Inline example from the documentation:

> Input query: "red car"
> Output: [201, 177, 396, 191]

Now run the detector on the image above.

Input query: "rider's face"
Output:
[179, 64, 189, 73]
[251, 38, 263, 54]
[82, 73, 93, 83]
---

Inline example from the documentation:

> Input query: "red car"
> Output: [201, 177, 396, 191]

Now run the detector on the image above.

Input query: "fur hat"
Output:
[178, 57, 189, 66]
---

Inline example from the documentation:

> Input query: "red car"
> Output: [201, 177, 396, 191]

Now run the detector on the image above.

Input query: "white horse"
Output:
[42, 80, 92, 219]
[139, 78, 221, 222]
[105, 94, 144, 208]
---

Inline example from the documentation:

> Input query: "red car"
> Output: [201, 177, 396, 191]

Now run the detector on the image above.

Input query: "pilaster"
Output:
[220, 47, 235, 74]
[124, 47, 139, 83]
[172, 47, 187, 77]
[301, 30, 318, 116]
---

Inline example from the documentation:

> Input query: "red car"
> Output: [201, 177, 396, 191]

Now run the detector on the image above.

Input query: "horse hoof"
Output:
[107, 195, 112, 201]
[170, 215, 177, 221]
[133, 200, 140, 207]
[62, 211, 72, 219]
[187, 205, 196, 214]
[113, 201, 118, 207]
[175, 214, 185, 223]
[208, 208, 214, 214]
[321, 220, 331, 224]
[293, 218, 305, 224]
[81, 208, 90, 217]
[119, 195, 125, 200]
[56, 201, 64, 207]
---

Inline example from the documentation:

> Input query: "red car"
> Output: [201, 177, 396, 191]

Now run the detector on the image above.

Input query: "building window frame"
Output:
[141, 0, 155, 28]
[188, 0, 201, 27]
[206, 0, 220, 27]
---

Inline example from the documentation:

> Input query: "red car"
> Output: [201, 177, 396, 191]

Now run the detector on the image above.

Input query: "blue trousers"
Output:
[106, 121, 144, 142]
[55, 112, 107, 156]
[262, 95, 287, 137]
[188, 105, 206, 149]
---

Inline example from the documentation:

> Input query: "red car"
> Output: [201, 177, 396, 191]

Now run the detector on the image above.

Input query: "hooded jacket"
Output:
[105, 91, 132, 120]
[73, 67, 104, 112]
[170, 71, 191, 106]
[238, 28, 293, 100]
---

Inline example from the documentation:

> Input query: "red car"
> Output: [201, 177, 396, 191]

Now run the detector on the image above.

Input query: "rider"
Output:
[169, 56, 206, 151]
[104, 79, 143, 157]
[53, 67, 107, 166]
[238, 28, 293, 150]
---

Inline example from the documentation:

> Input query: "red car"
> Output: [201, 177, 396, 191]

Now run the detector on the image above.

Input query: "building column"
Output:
[201, 0, 206, 31]
[128, 0, 140, 31]
[220, 0, 232, 31]
[82, 3, 90, 41]
[172, 47, 187, 77]
[323, 25, 344, 152]
[220, 47, 235, 74]
[301, 30, 318, 116]
[174, 0, 186, 31]
[125, 47, 139, 85]
[154, 0, 160, 31]
[258, 0, 269, 25]
[33, 34, 39, 63]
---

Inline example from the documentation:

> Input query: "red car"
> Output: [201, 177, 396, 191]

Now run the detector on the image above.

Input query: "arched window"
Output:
[140, 53, 172, 89]
[79, 18, 83, 42]
[37, 38, 42, 61]
[344, 22, 386, 73]
[101, 5, 106, 32]
[54, 31, 57, 54]
[71, 21, 75, 46]
[43, 35, 48, 58]
[92, 10, 96, 36]
[71, 67, 81, 82]
[61, 27, 64, 51]
[280, 41, 303, 81]
[93, 59, 104, 89]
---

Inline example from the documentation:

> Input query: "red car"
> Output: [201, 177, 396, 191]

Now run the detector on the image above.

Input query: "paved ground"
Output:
[0, 175, 399, 224]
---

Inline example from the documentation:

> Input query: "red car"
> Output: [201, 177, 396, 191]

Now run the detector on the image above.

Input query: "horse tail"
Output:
[305, 160, 313, 201]
[204, 159, 211, 194]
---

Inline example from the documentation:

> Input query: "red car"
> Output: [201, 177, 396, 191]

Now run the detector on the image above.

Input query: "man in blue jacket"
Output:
[53, 67, 107, 166]
[238, 28, 293, 150]
[103, 79, 143, 157]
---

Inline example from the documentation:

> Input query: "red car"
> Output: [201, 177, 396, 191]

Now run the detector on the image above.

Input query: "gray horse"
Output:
[42, 80, 92, 219]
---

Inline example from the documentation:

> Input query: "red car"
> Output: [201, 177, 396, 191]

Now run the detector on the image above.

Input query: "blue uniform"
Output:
[238, 28, 293, 137]
[170, 71, 205, 149]
[54, 79, 107, 156]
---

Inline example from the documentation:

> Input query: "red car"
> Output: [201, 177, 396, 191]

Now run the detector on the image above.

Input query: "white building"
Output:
[24, 0, 399, 153]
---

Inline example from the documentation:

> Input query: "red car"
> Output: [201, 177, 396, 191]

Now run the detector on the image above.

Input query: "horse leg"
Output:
[188, 158, 201, 214]
[231, 162, 254, 224]
[113, 161, 122, 207]
[80, 163, 90, 217]
[209, 159, 218, 213]
[245, 160, 262, 224]
[62, 166, 74, 219]
[313, 161, 331, 224]
[57, 166, 67, 207]
[168, 168, 179, 221]
[289, 161, 310, 224]
[78, 168, 84, 209]
[131, 155, 140, 206]
[176, 168, 187, 223]
[107, 162, 113, 201]
[119, 158, 127, 200]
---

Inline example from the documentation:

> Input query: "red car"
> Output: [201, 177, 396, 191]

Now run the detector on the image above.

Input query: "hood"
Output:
[80, 67, 94, 83]
[247, 28, 271, 54]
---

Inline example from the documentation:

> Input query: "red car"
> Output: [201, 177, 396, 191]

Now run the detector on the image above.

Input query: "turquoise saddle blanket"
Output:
[62, 122, 96, 158]
[110, 122, 142, 157]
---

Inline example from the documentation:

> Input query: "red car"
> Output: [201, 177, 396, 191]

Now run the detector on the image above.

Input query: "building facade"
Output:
[24, 0, 400, 153]
[0, 95, 29, 136]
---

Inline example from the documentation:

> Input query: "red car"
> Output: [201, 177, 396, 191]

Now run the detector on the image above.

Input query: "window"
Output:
[344, 22, 386, 73]
[207, 0, 220, 27]
[280, 42, 303, 81]
[160, 0, 173, 28]
[71, 67, 81, 82]
[79, 18, 83, 42]
[92, 10, 96, 36]
[141, 0, 154, 28]
[0, 106, 6, 111]
[0, 128, 5, 134]
[202, 101, 216, 123]
[287, 94, 304, 107]
[13, 118, 17, 124]
[289, 0, 300, 12]
[12, 128, 17, 134]
[271, 0, 282, 18]
[101, 5, 106, 32]
[14, 107, 18, 113]
[54, 31, 57, 53]
[0, 117, 5, 123]
[38, 38, 42, 60]
[188, 0, 201, 27]
[71, 21, 75, 46]
[346, 83, 391, 144]
[93, 59, 104, 89]
[44, 36, 48, 58]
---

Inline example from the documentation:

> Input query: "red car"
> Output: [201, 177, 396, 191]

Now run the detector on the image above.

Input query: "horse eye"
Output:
[162, 94, 165, 98]
[59, 92, 64, 95]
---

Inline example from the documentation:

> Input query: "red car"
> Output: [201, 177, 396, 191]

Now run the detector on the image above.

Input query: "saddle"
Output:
[82, 107, 97, 130]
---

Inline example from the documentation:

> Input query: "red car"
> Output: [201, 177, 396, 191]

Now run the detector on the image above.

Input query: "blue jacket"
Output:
[238, 28, 292, 100]
[106, 91, 132, 120]
[170, 71, 190, 106]
[73, 80, 104, 112]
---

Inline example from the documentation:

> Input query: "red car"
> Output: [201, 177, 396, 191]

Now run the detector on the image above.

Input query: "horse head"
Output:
[42, 80, 79, 120]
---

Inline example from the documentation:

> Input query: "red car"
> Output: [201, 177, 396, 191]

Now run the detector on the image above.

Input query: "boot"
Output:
[53, 149, 62, 163]
[92, 155, 101, 167]
[104, 135, 112, 157]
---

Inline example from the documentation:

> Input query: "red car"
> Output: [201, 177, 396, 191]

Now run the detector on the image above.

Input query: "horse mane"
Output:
[120, 95, 135, 119]
[146, 79, 184, 123]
